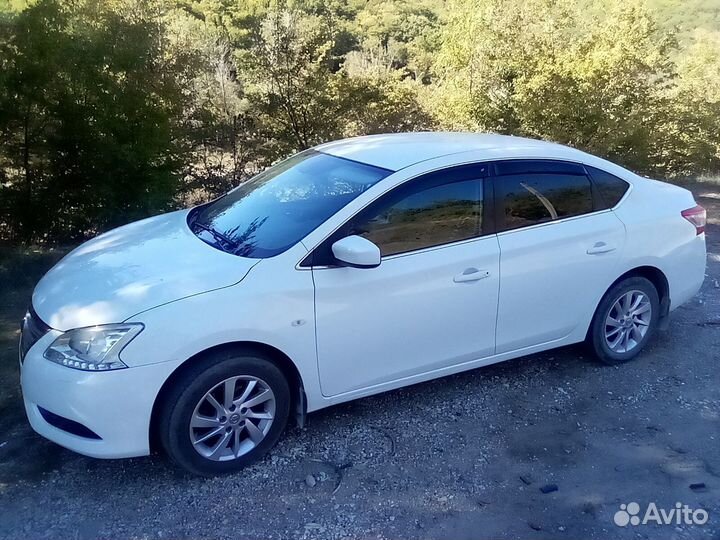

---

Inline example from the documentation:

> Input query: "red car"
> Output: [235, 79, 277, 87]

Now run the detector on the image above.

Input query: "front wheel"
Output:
[587, 276, 660, 365]
[159, 351, 290, 476]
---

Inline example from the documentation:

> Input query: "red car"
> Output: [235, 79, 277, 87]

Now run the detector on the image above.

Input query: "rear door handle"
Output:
[587, 242, 616, 255]
[453, 268, 490, 283]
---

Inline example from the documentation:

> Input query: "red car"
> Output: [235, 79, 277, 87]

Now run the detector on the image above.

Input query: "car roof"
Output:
[314, 132, 593, 171]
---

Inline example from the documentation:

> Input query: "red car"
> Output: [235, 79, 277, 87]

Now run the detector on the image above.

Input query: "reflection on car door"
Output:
[309, 164, 500, 397]
[492, 160, 626, 353]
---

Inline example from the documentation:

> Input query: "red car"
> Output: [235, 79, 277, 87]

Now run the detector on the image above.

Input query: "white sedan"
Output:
[19, 133, 706, 475]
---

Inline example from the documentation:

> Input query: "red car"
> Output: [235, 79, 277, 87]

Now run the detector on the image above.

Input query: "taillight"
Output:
[681, 204, 706, 235]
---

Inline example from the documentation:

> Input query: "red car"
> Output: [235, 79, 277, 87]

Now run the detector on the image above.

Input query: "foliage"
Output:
[0, 0, 196, 241]
[431, 0, 680, 174]
[0, 0, 718, 243]
[655, 30, 720, 176]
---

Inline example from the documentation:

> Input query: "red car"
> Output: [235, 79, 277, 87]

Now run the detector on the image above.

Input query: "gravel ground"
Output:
[0, 182, 718, 540]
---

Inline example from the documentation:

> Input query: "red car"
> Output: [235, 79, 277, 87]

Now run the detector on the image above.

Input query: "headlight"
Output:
[44, 323, 143, 371]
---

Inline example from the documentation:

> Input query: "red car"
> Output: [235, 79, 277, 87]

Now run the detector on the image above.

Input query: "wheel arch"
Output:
[614, 266, 670, 318]
[149, 341, 307, 454]
[588, 265, 671, 340]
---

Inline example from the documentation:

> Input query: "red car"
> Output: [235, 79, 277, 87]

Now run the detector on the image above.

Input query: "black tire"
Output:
[158, 349, 290, 476]
[587, 276, 660, 365]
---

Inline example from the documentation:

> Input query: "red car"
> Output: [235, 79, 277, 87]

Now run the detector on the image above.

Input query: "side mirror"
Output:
[331, 235, 381, 269]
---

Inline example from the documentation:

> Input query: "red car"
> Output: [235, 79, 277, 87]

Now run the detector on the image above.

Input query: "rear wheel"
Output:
[159, 351, 290, 476]
[588, 277, 660, 364]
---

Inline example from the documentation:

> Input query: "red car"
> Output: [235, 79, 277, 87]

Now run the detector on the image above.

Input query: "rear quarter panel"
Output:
[612, 177, 706, 310]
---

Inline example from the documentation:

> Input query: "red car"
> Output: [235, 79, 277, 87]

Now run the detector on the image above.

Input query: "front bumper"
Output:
[21, 332, 181, 459]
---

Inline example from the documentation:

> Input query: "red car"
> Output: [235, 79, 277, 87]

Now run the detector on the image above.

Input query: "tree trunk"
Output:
[21, 107, 34, 242]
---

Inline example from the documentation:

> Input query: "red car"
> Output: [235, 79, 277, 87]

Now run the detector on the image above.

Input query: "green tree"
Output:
[432, 0, 678, 175]
[0, 0, 195, 242]
[656, 29, 720, 176]
[237, 4, 430, 153]
[1, 0, 718, 245]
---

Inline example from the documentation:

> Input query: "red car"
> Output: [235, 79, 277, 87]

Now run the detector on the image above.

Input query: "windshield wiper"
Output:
[191, 220, 240, 252]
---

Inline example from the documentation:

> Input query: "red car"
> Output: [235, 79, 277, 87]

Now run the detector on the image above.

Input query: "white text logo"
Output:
[614, 502, 708, 527]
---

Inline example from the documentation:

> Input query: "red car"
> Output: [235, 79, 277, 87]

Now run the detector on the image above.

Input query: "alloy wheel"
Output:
[189, 375, 276, 461]
[604, 290, 652, 354]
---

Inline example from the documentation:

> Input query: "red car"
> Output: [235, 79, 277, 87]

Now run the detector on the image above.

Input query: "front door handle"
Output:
[587, 241, 616, 255]
[453, 268, 490, 283]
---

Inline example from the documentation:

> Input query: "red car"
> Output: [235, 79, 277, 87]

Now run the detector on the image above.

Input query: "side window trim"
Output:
[489, 159, 600, 234]
[494, 207, 614, 236]
[301, 163, 492, 267]
[580, 164, 609, 213]
[373, 230, 494, 261]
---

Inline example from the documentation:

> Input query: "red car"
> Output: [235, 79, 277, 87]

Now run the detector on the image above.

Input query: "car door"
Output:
[307, 163, 500, 397]
[492, 160, 626, 353]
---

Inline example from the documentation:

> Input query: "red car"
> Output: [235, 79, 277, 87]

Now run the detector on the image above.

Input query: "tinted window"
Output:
[191, 150, 391, 258]
[497, 161, 593, 231]
[353, 178, 483, 256]
[586, 166, 629, 208]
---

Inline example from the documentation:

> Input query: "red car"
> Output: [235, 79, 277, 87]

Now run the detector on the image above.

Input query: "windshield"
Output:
[190, 150, 392, 258]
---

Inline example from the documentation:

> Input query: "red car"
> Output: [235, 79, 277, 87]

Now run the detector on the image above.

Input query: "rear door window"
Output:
[494, 160, 594, 231]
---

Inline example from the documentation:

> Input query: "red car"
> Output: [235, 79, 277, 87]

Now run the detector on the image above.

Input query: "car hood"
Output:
[33, 209, 259, 331]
